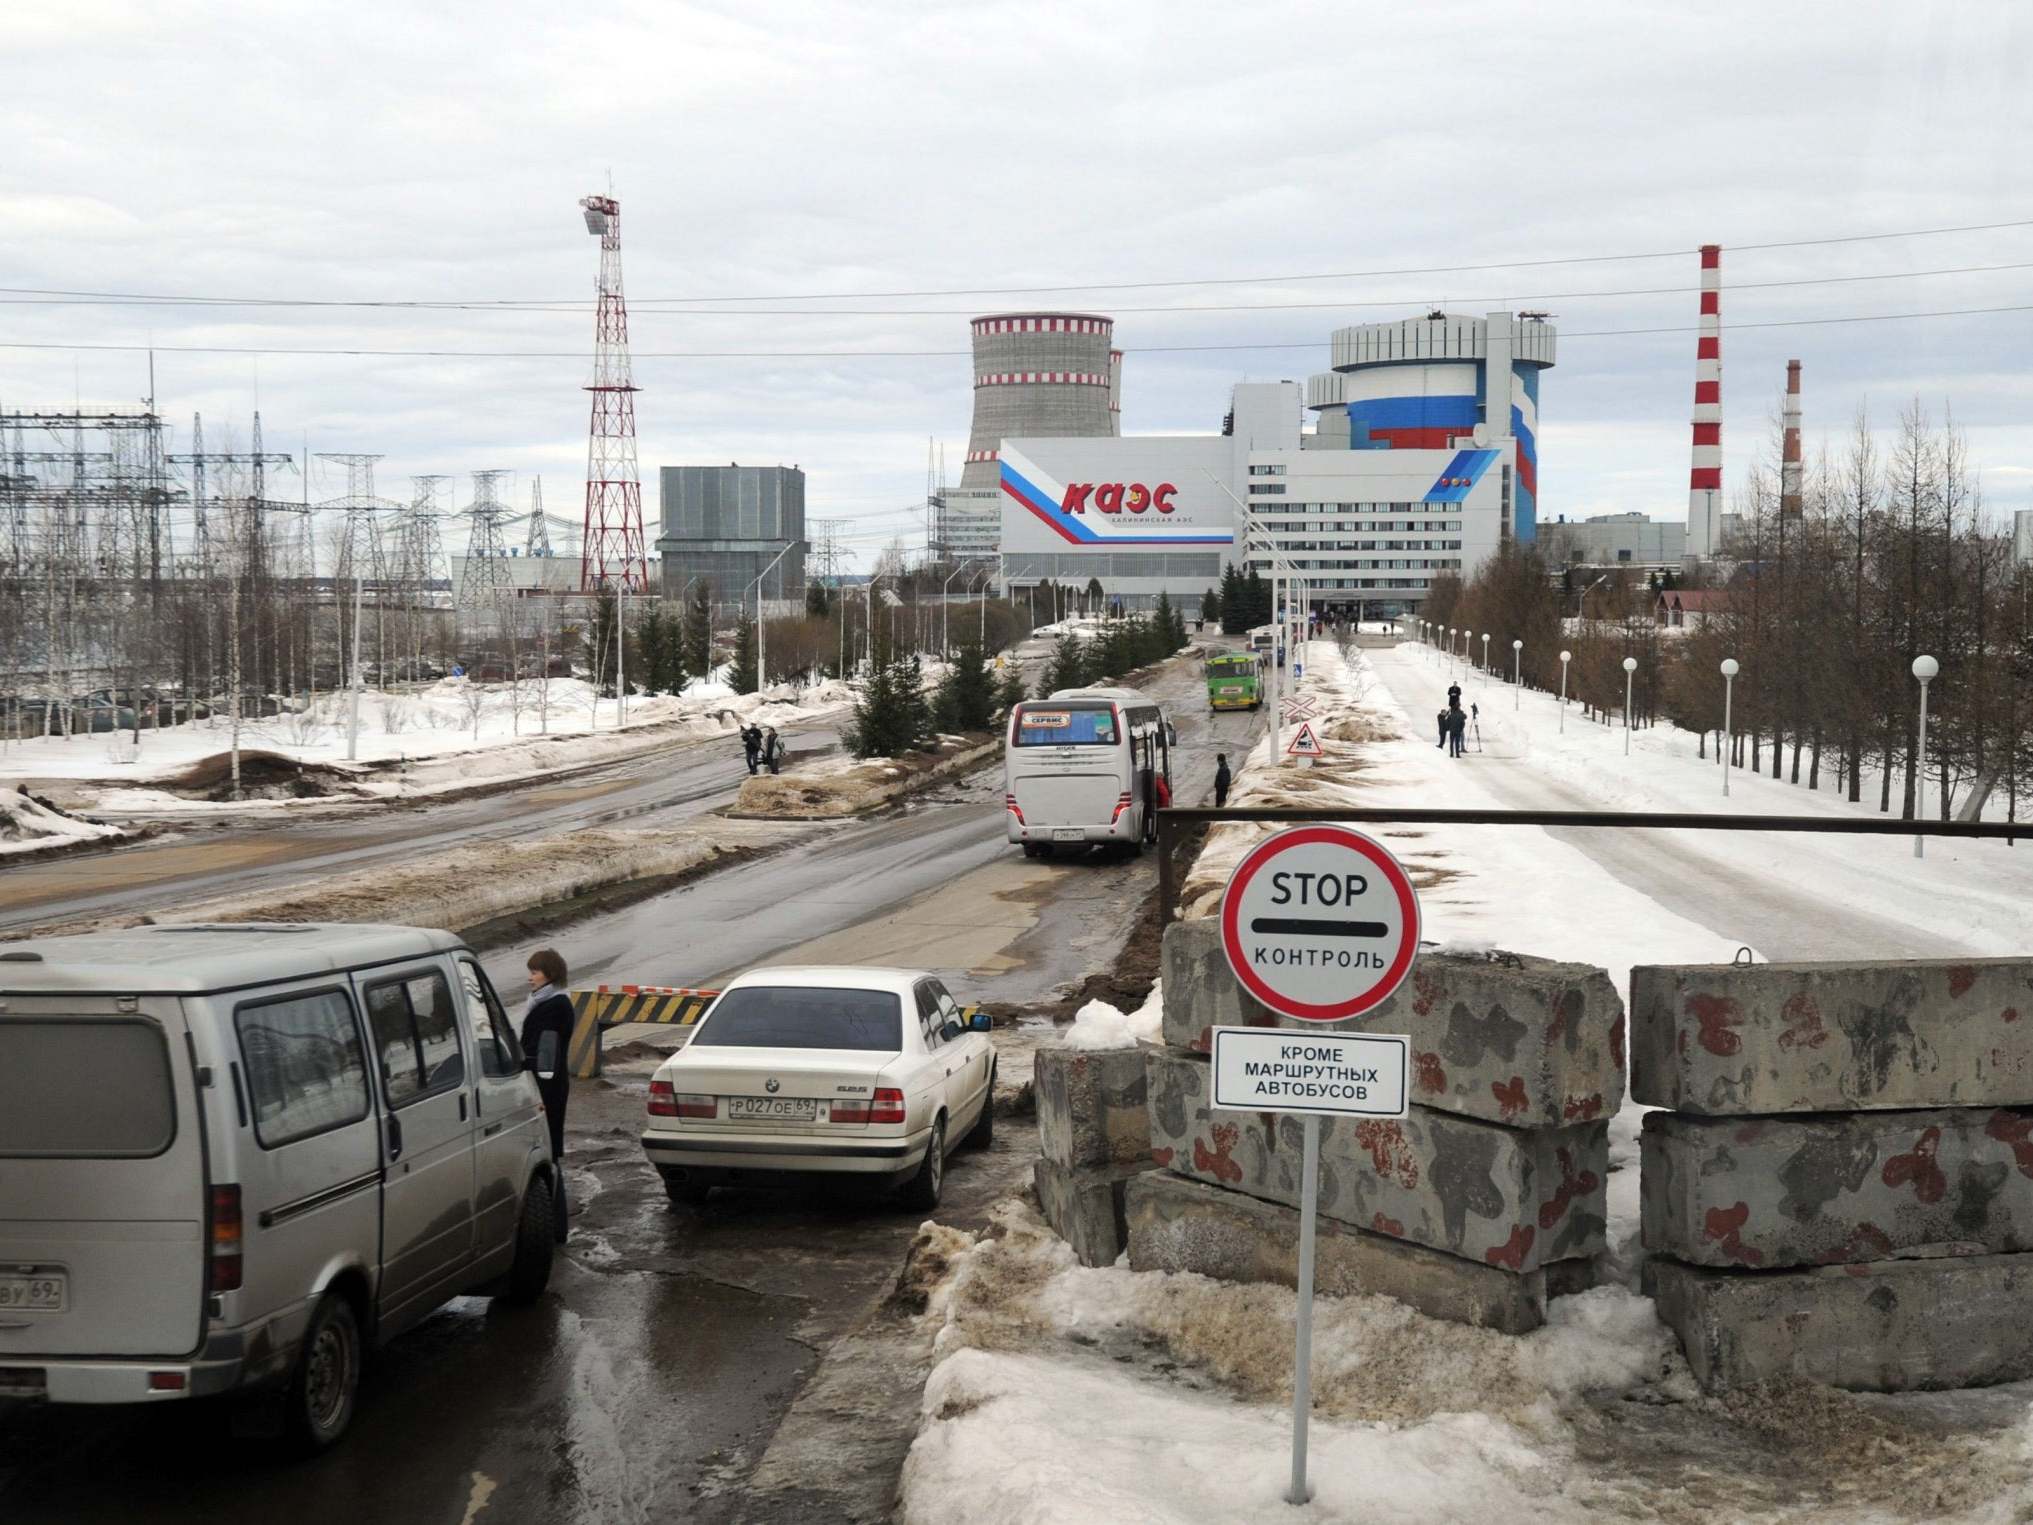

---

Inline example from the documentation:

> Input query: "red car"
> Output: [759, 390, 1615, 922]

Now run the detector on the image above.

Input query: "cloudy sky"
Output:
[5, 0, 2030, 568]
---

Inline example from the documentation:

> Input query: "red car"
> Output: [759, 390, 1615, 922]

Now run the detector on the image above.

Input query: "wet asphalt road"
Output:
[0, 649, 1262, 1523]
[0, 721, 840, 934]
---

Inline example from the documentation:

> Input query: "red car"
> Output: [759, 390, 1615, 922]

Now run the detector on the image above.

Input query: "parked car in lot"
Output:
[0, 924, 557, 1452]
[641, 966, 996, 1210]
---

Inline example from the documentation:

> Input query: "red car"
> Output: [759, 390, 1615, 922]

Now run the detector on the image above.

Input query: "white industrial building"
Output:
[996, 312, 1554, 616]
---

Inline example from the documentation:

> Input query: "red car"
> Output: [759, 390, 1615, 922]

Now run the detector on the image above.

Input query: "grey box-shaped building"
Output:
[657, 464, 806, 616]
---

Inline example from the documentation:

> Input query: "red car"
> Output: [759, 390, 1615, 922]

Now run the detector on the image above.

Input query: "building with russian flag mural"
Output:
[996, 311, 1555, 618]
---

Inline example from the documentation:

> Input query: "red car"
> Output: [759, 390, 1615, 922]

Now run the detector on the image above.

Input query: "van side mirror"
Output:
[969, 1012, 992, 1033]
[1167, 723, 1178, 746]
[535, 1031, 561, 1082]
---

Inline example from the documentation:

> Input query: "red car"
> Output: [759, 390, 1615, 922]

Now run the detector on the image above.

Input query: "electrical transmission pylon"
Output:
[460, 469, 515, 610]
[576, 192, 648, 593]
[525, 476, 552, 556]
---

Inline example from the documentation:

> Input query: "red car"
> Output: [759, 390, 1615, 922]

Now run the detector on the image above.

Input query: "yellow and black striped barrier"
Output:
[566, 985, 720, 1079]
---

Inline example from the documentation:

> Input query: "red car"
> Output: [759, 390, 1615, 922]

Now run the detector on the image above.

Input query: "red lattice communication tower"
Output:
[577, 193, 648, 592]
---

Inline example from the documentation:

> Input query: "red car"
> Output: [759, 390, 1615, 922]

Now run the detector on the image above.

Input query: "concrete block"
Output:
[1124, 1169, 1553, 1333]
[1642, 1107, 2033, 1269]
[1160, 918, 1625, 1130]
[1034, 1158, 1151, 1269]
[1145, 1046, 1608, 1273]
[1647, 1253, 2033, 1392]
[1034, 1045, 1151, 1171]
[1630, 959, 2033, 1115]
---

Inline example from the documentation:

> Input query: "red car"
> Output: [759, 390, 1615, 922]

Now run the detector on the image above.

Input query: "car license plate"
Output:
[1053, 828, 1084, 841]
[727, 1096, 816, 1122]
[0, 1273, 65, 1313]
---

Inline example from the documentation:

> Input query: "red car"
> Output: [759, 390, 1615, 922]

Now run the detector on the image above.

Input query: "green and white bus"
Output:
[1204, 652, 1262, 712]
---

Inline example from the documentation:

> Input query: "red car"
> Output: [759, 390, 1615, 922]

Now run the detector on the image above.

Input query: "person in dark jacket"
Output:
[741, 724, 763, 774]
[521, 948, 575, 1159]
[1447, 705, 1468, 758]
[1213, 753, 1232, 808]
[1447, 682, 1462, 710]
[1436, 709, 1449, 749]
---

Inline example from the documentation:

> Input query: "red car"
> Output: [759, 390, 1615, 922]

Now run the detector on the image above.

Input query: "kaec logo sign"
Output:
[1060, 482, 1177, 515]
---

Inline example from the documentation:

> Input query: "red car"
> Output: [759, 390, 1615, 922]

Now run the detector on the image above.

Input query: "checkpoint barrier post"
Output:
[566, 985, 720, 1079]
[1216, 824, 1419, 1507]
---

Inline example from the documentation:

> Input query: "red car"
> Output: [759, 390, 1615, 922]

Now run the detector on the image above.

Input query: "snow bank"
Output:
[729, 734, 997, 820]
[0, 788, 127, 857]
[900, 1202, 2033, 1524]
[1060, 982, 1162, 1050]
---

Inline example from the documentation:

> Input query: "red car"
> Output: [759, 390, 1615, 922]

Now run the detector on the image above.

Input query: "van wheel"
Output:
[500, 1174, 556, 1305]
[964, 1066, 996, 1150]
[284, 1294, 359, 1455]
[900, 1116, 946, 1211]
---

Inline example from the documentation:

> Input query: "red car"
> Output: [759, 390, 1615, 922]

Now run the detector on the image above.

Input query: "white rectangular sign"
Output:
[1210, 1027, 1409, 1119]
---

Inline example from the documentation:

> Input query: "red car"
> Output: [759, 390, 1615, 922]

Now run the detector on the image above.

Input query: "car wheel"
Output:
[900, 1116, 946, 1211]
[964, 1065, 996, 1150]
[663, 1173, 713, 1208]
[499, 1173, 556, 1305]
[284, 1294, 360, 1455]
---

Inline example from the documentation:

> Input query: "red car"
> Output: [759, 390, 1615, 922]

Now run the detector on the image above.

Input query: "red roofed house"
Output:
[1655, 589, 1732, 630]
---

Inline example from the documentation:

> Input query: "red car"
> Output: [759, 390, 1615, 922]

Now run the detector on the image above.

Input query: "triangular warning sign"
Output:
[1286, 721, 1324, 757]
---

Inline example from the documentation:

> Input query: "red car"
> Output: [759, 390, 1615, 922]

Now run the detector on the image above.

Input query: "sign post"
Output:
[1216, 825, 1421, 1507]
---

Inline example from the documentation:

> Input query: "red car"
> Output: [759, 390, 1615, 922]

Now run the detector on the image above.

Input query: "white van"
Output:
[1004, 686, 1173, 858]
[0, 923, 557, 1451]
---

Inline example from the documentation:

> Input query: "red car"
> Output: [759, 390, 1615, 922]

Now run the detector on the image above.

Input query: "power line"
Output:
[6, 260, 2029, 317]
[4, 302, 2031, 362]
[3, 217, 2028, 309]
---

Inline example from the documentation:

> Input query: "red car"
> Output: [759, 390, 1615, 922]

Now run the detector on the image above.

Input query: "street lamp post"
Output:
[1559, 650, 1571, 733]
[1481, 632, 1490, 681]
[1720, 658, 1740, 796]
[1622, 656, 1638, 756]
[1511, 638, 1522, 710]
[751, 542, 797, 695]
[1913, 654, 1939, 858]
[941, 559, 985, 658]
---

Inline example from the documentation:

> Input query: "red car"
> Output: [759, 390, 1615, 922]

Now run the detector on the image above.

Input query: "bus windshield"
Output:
[1014, 703, 1119, 746]
[1207, 656, 1253, 674]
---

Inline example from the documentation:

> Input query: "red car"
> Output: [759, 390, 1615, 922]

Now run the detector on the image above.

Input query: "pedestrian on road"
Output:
[1447, 682, 1461, 709]
[522, 947, 576, 1242]
[1447, 706, 1467, 758]
[1436, 709, 1449, 749]
[1213, 753, 1231, 808]
[741, 723, 762, 774]
[763, 726, 784, 774]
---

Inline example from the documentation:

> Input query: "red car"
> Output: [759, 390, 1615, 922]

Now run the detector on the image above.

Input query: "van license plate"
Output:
[727, 1097, 816, 1122]
[0, 1274, 65, 1313]
[1053, 828, 1084, 841]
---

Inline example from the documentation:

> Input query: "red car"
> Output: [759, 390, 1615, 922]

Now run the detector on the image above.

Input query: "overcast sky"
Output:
[5, 0, 2030, 569]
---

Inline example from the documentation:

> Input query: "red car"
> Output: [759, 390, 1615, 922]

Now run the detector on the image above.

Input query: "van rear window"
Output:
[1014, 705, 1118, 746]
[0, 1019, 175, 1158]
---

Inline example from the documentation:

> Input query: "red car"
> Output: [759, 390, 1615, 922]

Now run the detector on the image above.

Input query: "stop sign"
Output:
[1218, 824, 1421, 1022]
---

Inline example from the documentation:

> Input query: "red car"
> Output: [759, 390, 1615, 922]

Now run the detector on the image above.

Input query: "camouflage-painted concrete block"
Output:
[1124, 1169, 1553, 1333]
[1631, 960, 2033, 1115]
[1034, 1158, 1151, 1268]
[1160, 918, 1625, 1130]
[1144, 1046, 1607, 1273]
[1647, 1252, 2033, 1392]
[1035, 1045, 1151, 1170]
[1642, 1108, 2033, 1269]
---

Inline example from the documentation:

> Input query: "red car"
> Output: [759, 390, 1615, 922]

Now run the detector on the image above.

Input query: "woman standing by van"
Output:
[522, 949, 575, 1190]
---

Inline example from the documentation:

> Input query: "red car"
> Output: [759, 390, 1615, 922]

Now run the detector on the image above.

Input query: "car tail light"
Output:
[1110, 791, 1133, 823]
[1004, 793, 1024, 825]
[148, 1371, 187, 1392]
[648, 1081, 715, 1118]
[209, 1185, 243, 1293]
[830, 1087, 907, 1125]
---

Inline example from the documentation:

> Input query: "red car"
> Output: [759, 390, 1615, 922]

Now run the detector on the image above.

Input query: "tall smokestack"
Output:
[1780, 358, 1803, 518]
[1687, 244, 1722, 557]
[1108, 348, 1123, 437]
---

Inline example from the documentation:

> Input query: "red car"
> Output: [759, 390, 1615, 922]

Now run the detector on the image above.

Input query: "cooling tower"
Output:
[958, 313, 1117, 493]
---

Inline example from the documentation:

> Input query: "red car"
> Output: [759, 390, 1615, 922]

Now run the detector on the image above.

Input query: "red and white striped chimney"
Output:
[1780, 359, 1803, 517]
[1688, 244, 1722, 556]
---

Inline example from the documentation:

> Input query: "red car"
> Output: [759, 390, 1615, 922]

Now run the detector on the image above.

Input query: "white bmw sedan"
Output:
[640, 966, 997, 1210]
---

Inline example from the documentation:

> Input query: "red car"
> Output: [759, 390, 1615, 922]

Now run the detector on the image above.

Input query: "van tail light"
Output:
[831, 1087, 906, 1125]
[1110, 791, 1133, 823]
[1004, 794, 1025, 825]
[209, 1185, 243, 1293]
[648, 1081, 714, 1119]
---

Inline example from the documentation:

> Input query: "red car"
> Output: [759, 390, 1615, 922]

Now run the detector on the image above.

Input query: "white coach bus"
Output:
[1004, 687, 1174, 860]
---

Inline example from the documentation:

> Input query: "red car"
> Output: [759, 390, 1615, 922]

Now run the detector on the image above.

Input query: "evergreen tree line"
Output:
[1216, 565, 1274, 635]
[1423, 402, 2033, 822]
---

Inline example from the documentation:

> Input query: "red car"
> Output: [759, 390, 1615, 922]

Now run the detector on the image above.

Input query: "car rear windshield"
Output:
[0, 1019, 176, 1158]
[689, 987, 902, 1052]
[1014, 703, 1118, 746]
